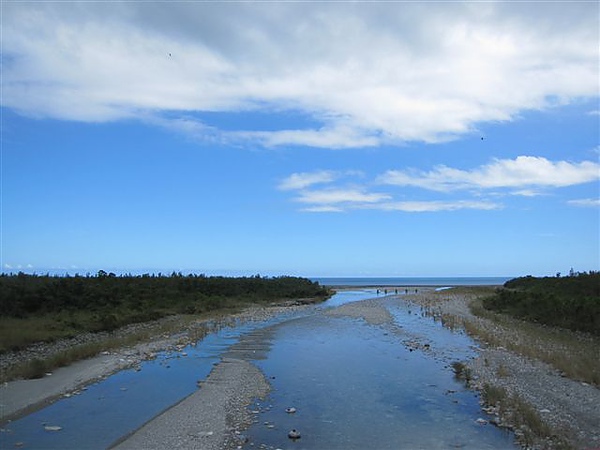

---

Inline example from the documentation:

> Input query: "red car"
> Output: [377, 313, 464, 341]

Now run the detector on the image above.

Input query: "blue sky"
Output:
[2, 1, 599, 277]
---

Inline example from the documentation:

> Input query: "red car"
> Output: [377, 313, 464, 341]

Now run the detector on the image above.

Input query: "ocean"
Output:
[311, 276, 512, 287]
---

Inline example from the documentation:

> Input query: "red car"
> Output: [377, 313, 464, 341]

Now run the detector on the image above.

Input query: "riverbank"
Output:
[0, 302, 312, 422]
[403, 289, 600, 450]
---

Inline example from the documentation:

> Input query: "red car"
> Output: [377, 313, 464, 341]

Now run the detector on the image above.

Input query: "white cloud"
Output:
[375, 200, 501, 213]
[302, 205, 345, 213]
[2, 2, 598, 148]
[378, 156, 600, 192]
[567, 198, 600, 207]
[278, 170, 501, 213]
[295, 194, 501, 213]
[278, 171, 338, 191]
[295, 189, 391, 205]
[279, 158, 597, 213]
[237, 125, 381, 149]
[511, 189, 544, 197]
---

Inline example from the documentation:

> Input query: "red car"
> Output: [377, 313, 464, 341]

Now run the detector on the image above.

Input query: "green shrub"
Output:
[483, 272, 600, 335]
[0, 273, 330, 352]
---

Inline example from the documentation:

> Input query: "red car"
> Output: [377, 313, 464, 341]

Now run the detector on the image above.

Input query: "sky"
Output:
[1, 1, 599, 278]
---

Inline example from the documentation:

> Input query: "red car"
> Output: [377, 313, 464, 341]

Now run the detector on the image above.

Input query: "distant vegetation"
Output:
[0, 272, 330, 352]
[482, 272, 600, 335]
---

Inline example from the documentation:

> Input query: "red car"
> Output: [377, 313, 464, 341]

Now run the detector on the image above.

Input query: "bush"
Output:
[0, 273, 330, 351]
[483, 272, 600, 335]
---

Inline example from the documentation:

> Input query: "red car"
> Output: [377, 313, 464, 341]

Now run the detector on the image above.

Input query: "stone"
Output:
[285, 407, 297, 414]
[288, 429, 301, 439]
[44, 425, 62, 432]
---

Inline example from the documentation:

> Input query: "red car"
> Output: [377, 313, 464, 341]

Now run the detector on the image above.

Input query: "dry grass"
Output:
[0, 314, 206, 383]
[467, 298, 600, 386]
[451, 361, 473, 382]
[481, 383, 572, 450]
[0, 315, 81, 353]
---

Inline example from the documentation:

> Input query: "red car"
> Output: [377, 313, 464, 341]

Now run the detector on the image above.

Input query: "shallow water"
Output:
[240, 297, 516, 449]
[0, 290, 516, 449]
[0, 290, 376, 449]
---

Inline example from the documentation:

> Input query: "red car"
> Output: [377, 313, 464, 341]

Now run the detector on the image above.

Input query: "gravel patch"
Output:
[0, 303, 311, 422]
[405, 290, 600, 450]
[324, 297, 395, 326]
[112, 358, 270, 450]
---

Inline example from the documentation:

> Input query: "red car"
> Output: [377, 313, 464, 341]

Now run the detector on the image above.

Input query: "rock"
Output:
[288, 429, 301, 439]
[285, 407, 297, 414]
[475, 418, 488, 425]
[44, 425, 62, 431]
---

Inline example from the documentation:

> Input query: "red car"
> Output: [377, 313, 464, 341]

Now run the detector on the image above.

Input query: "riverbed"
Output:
[0, 290, 516, 449]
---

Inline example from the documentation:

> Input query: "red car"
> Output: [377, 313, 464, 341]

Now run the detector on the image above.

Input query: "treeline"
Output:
[0, 272, 330, 334]
[482, 272, 600, 335]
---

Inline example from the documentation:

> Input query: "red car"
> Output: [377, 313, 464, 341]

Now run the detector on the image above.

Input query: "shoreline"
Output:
[403, 290, 600, 449]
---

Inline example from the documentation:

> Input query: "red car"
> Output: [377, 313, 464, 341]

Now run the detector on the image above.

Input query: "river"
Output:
[0, 289, 517, 449]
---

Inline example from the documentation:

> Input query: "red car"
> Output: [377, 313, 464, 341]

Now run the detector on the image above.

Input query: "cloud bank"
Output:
[3, 2, 599, 148]
[280, 156, 600, 212]
[378, 156, 600, 193]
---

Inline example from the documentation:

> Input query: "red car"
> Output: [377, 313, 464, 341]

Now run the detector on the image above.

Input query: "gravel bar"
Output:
[112, 357, 270, 450]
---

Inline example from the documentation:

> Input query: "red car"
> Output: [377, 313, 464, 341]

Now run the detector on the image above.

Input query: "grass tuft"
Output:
[480, 383, 572, 449]
[451, 361, 473, 383]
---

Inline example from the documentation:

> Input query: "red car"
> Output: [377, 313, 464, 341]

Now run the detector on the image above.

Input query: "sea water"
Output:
[312, 276, 512, 287]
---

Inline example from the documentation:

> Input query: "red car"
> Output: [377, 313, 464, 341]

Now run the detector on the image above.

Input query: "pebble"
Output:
[285, 407, 297, 414]
[288, 429, 301, 439]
